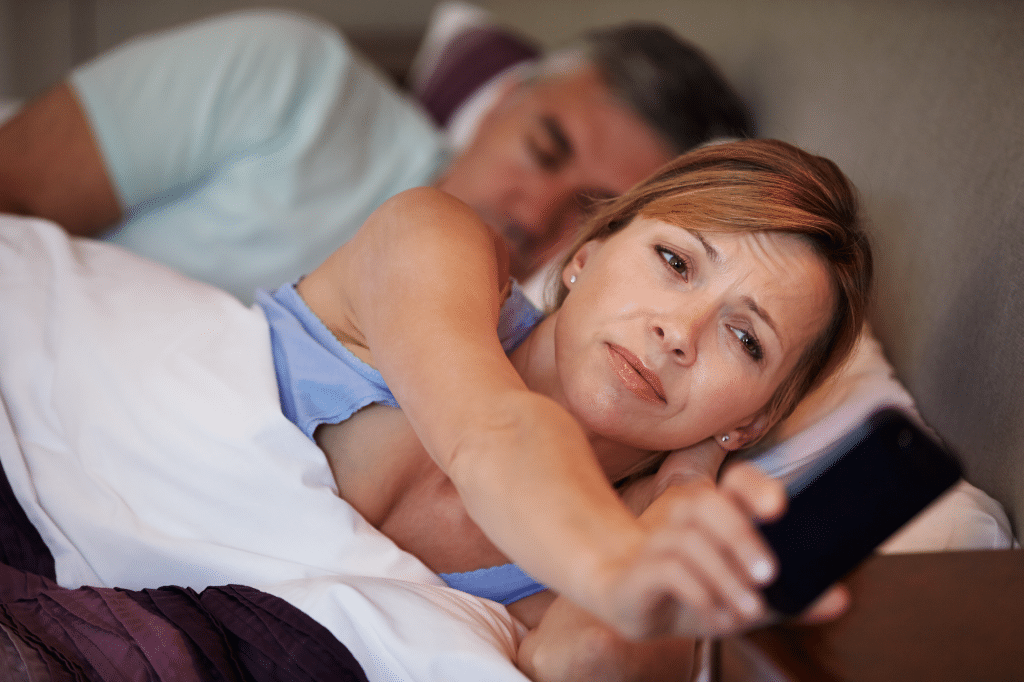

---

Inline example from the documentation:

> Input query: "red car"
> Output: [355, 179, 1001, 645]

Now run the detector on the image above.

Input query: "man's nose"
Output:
[510, 173, 572, 240]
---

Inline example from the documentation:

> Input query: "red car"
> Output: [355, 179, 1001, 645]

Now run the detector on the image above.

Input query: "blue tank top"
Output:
[256, 282, 548, 605]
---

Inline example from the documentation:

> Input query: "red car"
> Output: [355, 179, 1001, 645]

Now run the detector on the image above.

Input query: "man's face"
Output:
[434, 66, 675, 281]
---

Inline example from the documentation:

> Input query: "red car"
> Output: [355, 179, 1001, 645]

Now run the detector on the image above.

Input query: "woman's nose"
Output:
[654, 324, 692, 365]
[654, 305, 711, 366]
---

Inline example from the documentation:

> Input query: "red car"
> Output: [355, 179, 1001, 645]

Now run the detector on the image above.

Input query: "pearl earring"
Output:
[569, 275, 576, 284]
[720, 435, 730, 443]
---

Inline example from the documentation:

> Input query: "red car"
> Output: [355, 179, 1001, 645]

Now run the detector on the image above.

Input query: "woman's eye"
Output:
[731, 326, 764, 362]
[656, 247, 689, 279]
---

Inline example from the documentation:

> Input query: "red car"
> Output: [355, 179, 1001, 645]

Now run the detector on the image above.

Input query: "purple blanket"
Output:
[0, 456, 369, 682]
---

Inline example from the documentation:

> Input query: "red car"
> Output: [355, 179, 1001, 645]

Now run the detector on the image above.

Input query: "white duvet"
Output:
[0, 215, 528, 682]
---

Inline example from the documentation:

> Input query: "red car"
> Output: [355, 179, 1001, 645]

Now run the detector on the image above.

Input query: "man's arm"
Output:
[517, 596, 699, 682]
[0, 83, 121, 235]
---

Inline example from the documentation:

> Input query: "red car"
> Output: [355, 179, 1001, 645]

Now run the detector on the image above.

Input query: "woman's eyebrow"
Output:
[743, 295, 779, 340]
[686, 230, 777, 338]
[687, 230, 720, 264]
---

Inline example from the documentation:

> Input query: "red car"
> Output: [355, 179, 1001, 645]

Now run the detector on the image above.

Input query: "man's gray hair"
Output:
[549, 23, 754, 154]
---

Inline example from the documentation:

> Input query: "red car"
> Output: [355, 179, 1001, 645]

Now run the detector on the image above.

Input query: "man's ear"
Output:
[718, 411, 772, 452]
[489, 73, 525, 113]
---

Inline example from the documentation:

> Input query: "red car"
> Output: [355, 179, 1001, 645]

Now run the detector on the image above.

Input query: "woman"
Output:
[257, 138, 872, 675]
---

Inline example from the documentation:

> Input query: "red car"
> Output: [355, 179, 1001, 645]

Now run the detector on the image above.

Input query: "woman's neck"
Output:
[510, 312, 655, 483]
[509, 313, 561, 402]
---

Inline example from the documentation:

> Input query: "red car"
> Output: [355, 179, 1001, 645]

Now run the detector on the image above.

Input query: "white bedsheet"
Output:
[0, 215, 528, 682]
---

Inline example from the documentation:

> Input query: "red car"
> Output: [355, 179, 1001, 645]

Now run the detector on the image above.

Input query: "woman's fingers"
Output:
[609, 557, 732, 638]
[649, 482, 779, 589]
[611, 465, 797, 639]
[719, 463, 787, 523]
[796, 583, 850, 624]
[615, 487, 777, 637]
[648, 524, 767, 620]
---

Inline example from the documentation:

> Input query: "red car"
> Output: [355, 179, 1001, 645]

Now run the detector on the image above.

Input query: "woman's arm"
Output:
[300, 187, 780, 639]
[515, 441, 727, 682]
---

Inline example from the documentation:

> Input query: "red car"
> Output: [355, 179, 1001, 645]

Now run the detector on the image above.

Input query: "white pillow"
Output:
[744, 327, 1017, 551]
[407, 1, 539, 150]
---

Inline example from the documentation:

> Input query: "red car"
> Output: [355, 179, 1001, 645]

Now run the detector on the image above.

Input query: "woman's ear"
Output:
[562, 240, 601, 288]
[718, 412, 771, 452]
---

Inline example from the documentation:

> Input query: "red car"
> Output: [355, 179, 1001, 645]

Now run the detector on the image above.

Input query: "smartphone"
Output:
[758, 407, 963, 615]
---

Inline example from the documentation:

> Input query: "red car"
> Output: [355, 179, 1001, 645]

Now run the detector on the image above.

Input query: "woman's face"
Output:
[553, 215, 834, 453]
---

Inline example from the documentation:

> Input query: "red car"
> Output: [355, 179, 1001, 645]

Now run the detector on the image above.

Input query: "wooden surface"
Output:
[719, 549, 1024, 681]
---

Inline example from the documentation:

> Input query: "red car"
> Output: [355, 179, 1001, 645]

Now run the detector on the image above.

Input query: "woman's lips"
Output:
[607, 344, 666, 404]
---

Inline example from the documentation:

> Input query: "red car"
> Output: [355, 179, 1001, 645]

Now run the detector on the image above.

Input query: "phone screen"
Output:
[758, 408, 962, 615]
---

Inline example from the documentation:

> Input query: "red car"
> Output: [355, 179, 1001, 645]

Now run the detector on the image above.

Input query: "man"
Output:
[0, 10, 750, 302]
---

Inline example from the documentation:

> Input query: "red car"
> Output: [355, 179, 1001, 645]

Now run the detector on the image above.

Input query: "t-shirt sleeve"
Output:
[69, 11, 389, 211]
[67, 10, 446, 302]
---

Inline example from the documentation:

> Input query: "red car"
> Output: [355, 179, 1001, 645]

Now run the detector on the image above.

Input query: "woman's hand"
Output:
[597, 461, 848, 639]
[517, 456, 847, 681]
[593, 463, 784, 639]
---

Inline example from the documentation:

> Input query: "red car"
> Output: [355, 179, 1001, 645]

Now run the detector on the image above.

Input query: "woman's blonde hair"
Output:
[554, 139, 873, 430]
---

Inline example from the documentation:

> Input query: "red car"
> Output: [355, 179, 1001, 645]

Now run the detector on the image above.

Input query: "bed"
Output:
[0, 2, 1018, 681]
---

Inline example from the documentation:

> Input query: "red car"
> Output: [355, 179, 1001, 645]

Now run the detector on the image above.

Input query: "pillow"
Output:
[407, 1, 539, 145]
[742, 326, 1017, 552]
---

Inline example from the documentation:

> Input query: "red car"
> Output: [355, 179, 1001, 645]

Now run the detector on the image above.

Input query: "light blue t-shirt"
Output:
[71, 10, 447, 303]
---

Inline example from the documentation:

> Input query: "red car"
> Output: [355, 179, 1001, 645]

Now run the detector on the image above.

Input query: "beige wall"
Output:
[2, 0, 77, 99]
[0, 0, 803, 99]
[0, 0, 963, 103]
[0, 0, 440, 99]
[0, 0, 12, 97]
